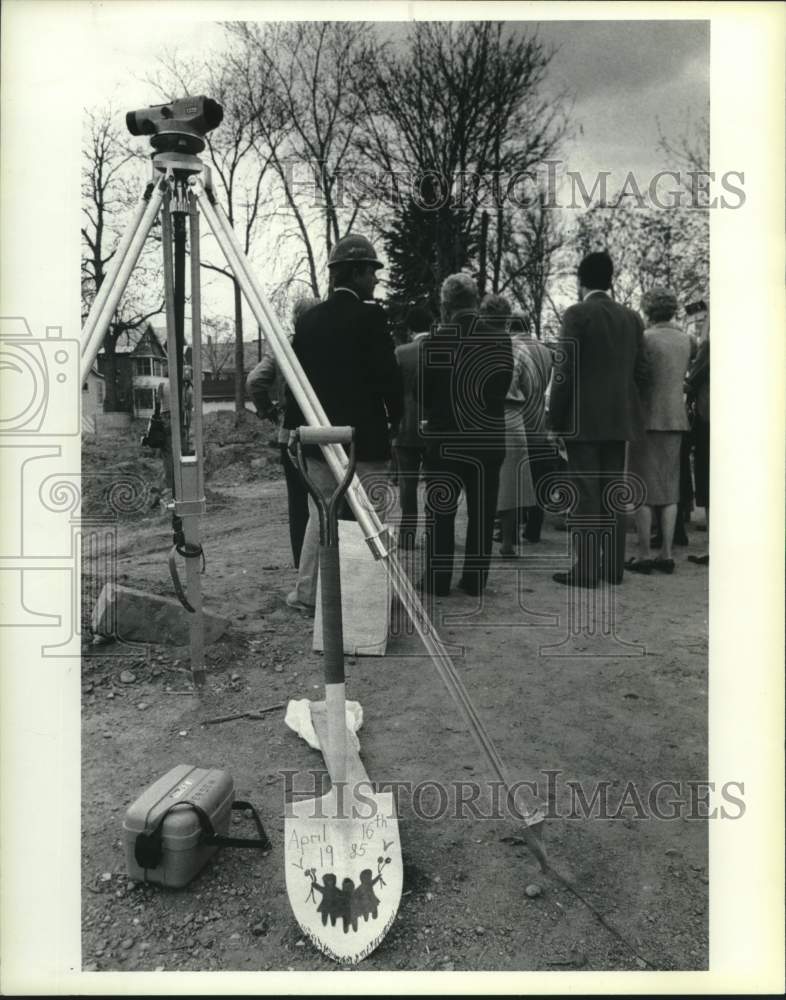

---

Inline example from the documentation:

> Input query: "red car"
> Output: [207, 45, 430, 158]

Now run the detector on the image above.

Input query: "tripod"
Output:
[80, 142, 547, 862]
[82, 149, 209, 686]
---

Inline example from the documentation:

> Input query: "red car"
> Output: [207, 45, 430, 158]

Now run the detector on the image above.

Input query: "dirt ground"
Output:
[81, 413, 709, 973]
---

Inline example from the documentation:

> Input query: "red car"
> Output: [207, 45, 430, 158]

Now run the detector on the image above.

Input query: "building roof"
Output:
[97, 323, 167, 359]
[186, 339, 269, 376]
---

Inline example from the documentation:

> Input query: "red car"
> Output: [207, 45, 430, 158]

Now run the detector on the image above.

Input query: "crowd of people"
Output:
[245, 236, 710, 613]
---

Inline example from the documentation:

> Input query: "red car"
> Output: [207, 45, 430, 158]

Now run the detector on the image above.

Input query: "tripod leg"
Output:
[180, 194, 206, 683]
[161, 184, 206, 688]
[80, 178, 164, 383]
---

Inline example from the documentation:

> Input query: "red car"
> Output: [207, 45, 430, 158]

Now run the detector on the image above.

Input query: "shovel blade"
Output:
[285, 787, 402, 964]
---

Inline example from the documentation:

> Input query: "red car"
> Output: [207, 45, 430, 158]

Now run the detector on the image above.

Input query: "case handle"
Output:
[134, 799, 271, 870]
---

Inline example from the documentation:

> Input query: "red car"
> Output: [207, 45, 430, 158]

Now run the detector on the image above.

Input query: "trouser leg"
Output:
[523, 442, 553, 541]
[565, 442, 603, 583]
[423, 452, 460, 595]
[599, 441, 627, 582]
[460, 454, 502, 595]
[280, 443, 309, 568]
[394, 445, 424, 543]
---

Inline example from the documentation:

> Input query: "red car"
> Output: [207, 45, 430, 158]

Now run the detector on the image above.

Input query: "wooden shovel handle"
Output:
[299, 425, 353, 446]
[319, 544, 345, 685]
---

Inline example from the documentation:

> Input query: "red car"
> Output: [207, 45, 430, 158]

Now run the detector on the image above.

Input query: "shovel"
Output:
[284, 426, 403, 964]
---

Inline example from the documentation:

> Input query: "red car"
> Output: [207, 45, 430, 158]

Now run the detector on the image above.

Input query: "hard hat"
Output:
[328, 234, 383, 269]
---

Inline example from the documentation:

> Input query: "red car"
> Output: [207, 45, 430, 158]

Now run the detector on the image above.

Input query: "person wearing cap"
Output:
[283, 234, 403, 613]
[626, 287, 696, 574]
[419, 273, 513, 598]
[548, 251, 650, 588]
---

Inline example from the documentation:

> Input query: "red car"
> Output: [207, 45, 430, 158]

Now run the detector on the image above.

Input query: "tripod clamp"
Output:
[168, 511, 205, 615]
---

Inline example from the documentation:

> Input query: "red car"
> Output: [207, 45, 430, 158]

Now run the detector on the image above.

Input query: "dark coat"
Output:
[284, 289, 403, 461]
[422, 310, 513, 457]
[548, 292, 649, 442]
[393, 337, 426, 448]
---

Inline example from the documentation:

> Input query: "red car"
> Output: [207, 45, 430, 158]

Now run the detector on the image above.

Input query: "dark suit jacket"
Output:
[549, 292, 648, 442]
[284, 289, 403, 461]
[422, 310, 513, 458]
[393, 337, 426, 448]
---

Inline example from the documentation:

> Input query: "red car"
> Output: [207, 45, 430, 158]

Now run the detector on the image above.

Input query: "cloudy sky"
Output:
[536, 20, 708, 184]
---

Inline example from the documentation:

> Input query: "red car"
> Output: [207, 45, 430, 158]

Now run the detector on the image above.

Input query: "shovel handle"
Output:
[299, 426, 353, 446]
[319, 545, 344, 686]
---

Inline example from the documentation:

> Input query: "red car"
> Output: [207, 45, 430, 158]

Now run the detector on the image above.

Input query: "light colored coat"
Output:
[639, 323, 696, 431]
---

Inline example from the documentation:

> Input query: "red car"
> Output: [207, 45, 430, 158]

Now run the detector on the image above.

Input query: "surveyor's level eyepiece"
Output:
[126, 96, 223, 155]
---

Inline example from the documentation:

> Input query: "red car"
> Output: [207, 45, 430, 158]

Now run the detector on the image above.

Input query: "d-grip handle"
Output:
[298, 425, 353, 446]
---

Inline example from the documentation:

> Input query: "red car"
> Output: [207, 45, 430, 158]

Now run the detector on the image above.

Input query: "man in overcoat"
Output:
[549, 251, 649, 587]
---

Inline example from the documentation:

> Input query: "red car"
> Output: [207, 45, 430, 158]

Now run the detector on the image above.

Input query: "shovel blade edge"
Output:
[284, 789, 402, 964]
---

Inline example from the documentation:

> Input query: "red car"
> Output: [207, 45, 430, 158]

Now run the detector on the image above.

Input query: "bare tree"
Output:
[500, 189, 565, 339]
[353, 22, 568, 304]
[201, 316, 236, 377]
[226, 21, 371, 298]
[574, 195, 708, 309]
[81, 106, 163, 411]
[657, 110, 710, 174]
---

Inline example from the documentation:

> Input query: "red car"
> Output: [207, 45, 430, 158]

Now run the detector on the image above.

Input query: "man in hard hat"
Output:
[284, 234, 403, 613]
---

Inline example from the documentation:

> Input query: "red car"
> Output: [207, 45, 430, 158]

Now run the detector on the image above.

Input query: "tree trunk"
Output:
[477, 211, 489, 298]
[102, 333, 119, 412]
[233, 278, 245, 416]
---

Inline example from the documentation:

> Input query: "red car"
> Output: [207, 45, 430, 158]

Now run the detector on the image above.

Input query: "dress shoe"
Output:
[625, 557, 653, 575]
[652, 557, 675, 574]
[456, 577, 481, 597]
[552, 571, 597, 589]
[688, 553, 709, 566]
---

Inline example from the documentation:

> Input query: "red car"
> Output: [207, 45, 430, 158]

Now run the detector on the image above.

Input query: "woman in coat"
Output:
[626, 287, 696, 574]
[480, 295, 535, 557]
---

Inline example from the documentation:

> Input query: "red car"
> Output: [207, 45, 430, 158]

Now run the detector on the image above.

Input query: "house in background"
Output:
[96, 324, 168, 418]
[81, 367, 105, 434]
